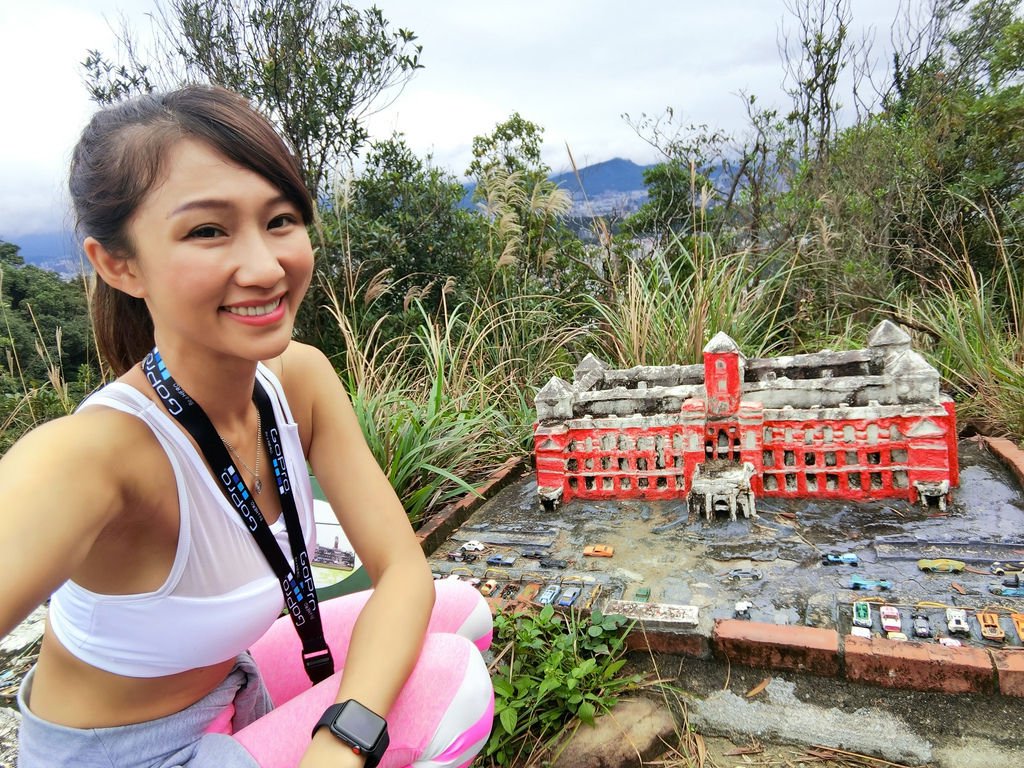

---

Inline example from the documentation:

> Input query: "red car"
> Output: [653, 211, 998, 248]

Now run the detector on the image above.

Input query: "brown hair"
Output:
[70, 86, 313, 375]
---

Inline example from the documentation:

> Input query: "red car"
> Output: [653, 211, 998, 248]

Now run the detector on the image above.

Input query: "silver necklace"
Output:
[221, 410, 263, 494]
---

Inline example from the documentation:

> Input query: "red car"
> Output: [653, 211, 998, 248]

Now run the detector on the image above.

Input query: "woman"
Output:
[0, 86, 494, 768]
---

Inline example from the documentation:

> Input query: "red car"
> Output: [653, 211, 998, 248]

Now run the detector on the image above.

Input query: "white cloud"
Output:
[0, 0, 920, 238]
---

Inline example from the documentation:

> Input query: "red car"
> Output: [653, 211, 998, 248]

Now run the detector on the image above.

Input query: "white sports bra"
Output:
[48, 364, 316, 678]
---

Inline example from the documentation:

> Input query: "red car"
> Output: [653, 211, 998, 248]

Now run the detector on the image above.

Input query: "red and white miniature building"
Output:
[533, 321, 958, 516]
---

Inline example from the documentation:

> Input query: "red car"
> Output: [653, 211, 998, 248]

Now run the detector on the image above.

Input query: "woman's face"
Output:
[122, 138, 313, 366]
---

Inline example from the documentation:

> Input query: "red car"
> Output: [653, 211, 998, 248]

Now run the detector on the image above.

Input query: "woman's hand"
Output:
[299, 731, 368, 768]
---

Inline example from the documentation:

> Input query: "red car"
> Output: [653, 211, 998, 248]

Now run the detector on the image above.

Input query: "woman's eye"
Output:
[268, 213, 297, 230]
[188, 225, 224, 239]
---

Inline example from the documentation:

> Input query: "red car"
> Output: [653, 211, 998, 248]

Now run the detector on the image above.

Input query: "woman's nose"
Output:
[235, 231, 287, 286]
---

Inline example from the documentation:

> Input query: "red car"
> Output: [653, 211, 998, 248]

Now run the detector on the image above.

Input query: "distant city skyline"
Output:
[0, 0, 923, 241]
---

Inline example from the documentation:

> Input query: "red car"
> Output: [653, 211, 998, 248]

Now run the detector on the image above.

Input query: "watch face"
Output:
[332, 701, 386, 751]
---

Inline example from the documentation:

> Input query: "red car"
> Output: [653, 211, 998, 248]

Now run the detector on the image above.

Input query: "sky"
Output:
[0, 0, 923, 241]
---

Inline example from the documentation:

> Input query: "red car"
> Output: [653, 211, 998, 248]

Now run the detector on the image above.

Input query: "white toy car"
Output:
[946, 608, 970, 636]
[880, 605, 901, 634]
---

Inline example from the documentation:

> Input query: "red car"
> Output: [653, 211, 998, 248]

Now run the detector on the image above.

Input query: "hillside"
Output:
[460, 156, 653, 217]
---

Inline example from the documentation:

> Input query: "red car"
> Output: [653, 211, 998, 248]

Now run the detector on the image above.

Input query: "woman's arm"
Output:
[279, 344, 435, 763]
[0, 410, 131, 637]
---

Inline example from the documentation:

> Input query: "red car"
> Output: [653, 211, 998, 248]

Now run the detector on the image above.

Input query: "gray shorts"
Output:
[17, 654, 271, 768]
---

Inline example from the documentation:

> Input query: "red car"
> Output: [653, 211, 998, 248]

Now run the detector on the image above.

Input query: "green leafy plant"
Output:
[485, 605, 643, 767]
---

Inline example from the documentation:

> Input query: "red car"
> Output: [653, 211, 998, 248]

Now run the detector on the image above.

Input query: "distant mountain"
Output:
[549, 157, 653, 198]
[2, 230, 83, 277]
[460, 157, 655, 217]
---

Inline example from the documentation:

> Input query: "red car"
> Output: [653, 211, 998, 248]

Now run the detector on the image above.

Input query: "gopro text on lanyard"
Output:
[141, 348, 334, 684]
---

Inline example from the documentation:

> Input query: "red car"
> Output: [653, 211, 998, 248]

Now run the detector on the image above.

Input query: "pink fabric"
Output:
[204, 701, 235, 735]
[432, 688, 495, 765]
[249, 580, 489, 706]
[232, 580, 492, 768]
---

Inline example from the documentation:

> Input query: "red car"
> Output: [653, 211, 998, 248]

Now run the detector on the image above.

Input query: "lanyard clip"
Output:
[302, 647, 335, 684]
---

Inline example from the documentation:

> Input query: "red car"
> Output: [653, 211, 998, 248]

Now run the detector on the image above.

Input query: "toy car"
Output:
[461, 540, 485, 552]
[851, 626, 871, 639]
[938, 637, 962, 648]
[536, 584, 560, 605]
[734, 600, 753, 619]
[634, 586, 651, 603]
[540, 558, 568, 569]
[978, 612, 1006, 642]
[988, 584, 1024, 598]
[726, 568, 763, 581]
[556, 587, 581, 607]
[917, 559, 966, 573]
[516, 582, 542, 603]
[486, 554, 517, 567]
[946, 608, 970, 636]
[880, 605, 902, 633]
[852, 601, 872, 628]
[991, 561, 1024, 576]
[850, 575, 893, 591]
[1012, 614, 1024, 643]
[479, 579, 499, 597]
[911, 613, 931, 638]
[887, 631, 908, 642]
[447, 550, 477, 563]
[499, 583, 521, 600]
[822, 552, 859, 566]
[583, 544, 614, 557]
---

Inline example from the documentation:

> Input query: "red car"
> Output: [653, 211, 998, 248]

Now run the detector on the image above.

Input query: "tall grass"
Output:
[584, 238, 798, 367]
[323, 256, 588, 520]
[901, 234, 1024, 438]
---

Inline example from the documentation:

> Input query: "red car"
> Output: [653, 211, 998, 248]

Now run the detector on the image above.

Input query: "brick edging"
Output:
[625, 616, 1024, 697]
[415, 456, 528, 555]
[981, 436, 1024, 489]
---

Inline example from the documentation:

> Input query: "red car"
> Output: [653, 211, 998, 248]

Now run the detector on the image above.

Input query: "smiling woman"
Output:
[0, 86, 494, 768]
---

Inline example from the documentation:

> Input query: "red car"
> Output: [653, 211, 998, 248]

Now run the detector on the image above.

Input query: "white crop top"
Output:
[48, 364, 316, 678]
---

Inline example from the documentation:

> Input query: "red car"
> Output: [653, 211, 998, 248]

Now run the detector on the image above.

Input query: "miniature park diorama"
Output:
[318, 321, 1024, 647]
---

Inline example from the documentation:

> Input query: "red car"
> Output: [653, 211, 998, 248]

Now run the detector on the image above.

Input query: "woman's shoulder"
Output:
[265, 342, 338, 399]
[14, 398, 156, 469]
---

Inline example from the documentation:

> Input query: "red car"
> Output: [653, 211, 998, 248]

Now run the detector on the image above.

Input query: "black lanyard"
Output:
[141, 348, 334, 684]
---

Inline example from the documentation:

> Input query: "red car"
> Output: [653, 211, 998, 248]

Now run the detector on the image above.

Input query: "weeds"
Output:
[484, 605, 644, 767]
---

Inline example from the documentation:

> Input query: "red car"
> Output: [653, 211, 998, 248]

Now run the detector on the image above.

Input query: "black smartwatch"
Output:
[312, 700, 390, 768]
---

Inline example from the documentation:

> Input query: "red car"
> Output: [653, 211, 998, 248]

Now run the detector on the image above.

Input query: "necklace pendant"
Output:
[254, 477, 263, 495]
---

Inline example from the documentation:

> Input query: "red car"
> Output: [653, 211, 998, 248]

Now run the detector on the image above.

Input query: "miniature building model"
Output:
[533, 321, 958, 514]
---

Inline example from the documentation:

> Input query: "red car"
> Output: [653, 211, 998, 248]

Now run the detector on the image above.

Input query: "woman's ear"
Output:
[84, 237, 146, 298]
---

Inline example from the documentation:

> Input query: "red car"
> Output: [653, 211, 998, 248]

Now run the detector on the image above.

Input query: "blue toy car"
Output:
[989, 585, 1024, 598]
[556, 587, 581, 607]
[850, 575, 893, 591]
[486, 554, 517, 567]
[822, 552, 859, 566]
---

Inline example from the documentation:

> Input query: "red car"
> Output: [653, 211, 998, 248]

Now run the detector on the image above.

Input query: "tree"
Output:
[465, 112, 546, 183]
[301, 135, 486, 353]
[84, 0, 422, 197]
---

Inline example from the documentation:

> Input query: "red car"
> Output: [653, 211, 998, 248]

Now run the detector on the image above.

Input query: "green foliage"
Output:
[302, 135, 485, 354]
[466, 112, 547, 182]
[486, 606, 642, 767]
[84, 0, 422, 196]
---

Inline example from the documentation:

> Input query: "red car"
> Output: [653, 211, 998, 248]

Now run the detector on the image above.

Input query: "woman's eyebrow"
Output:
[168, 198, 233, 218]
[169, 194, 292, 218]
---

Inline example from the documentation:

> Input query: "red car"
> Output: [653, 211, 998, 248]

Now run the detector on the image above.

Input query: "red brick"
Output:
[844, 635, 995, 694]
[983, 436, 1024, 489]
[992, 649, 1024, 697]
[416, 456, 526, 553]
[713, 620, 840, 677]
[627, 629, 711, 659]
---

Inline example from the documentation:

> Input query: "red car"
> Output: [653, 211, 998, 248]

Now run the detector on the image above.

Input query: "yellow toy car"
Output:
[917, 559, 966, 573]
[583, 544, 614, 557]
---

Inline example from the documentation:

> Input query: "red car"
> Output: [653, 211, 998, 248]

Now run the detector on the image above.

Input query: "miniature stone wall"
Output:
[534, 321, 958, 512]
